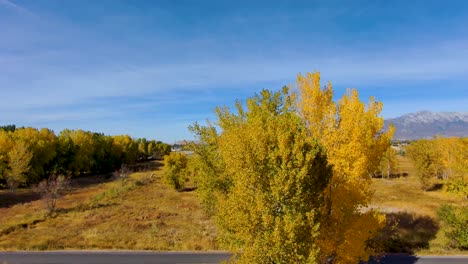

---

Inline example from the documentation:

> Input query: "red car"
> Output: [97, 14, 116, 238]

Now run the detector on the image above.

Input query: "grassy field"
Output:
[0, 157, 466, 255]
[0, 161, 217, 251]
[370, 155, 467, 255]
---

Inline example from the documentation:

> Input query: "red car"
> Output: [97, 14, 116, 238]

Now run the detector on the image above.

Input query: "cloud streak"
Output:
[0, 0, 34, 16]
[2, 37, 467, 110]
[1, 1, 467, 141]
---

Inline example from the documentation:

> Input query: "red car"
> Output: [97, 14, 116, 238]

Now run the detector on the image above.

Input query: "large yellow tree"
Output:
[10, 127, 58, 183]
[296, 72, 394, 263]
[6, 140, 33, 191]
[0, 130, 13, 180]
[434, 137, 467, 180]
[190, 72, 394, 263]
[190, 88, 333, 263]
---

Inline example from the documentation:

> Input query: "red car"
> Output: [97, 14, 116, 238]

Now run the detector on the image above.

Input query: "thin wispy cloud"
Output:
[2, 38, 467, 108]
[0, 0, 35, 16]
[1, 1, 467, 141]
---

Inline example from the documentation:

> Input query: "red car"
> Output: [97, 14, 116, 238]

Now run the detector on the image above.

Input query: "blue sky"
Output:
[1, 0, 467, 142]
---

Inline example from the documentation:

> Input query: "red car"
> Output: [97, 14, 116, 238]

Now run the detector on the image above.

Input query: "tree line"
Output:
[0, 126, 170, 190]
[406, 137, 467, 196]
[165, 72, 395, 263]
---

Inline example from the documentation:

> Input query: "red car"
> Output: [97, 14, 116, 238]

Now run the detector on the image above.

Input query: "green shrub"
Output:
[437, 204, 468, 250]
[88, 181, 136, 208]
[444, 178, 468, 199]
[163, 152, 188, 191]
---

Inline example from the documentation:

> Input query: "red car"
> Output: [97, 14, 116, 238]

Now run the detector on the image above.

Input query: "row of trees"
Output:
[407, 137, 467, 195]
[165, 72, 394, 263]
[375, 147, 400, 179]
[0, 126, 170, 190]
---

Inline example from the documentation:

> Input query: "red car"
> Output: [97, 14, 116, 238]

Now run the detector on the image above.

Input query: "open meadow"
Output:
[370, 155, 467, 255]
[0, 161, 217, 251]
[0, 156, 466, 255]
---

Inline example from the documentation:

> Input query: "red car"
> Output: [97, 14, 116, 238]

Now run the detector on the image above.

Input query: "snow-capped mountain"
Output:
[385, 111, 468, 140]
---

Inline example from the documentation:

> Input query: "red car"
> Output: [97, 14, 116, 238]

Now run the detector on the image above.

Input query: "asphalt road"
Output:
[365, 255, 468, 264]
[0, 251, 232, 264]
[0, 251, 467, 264]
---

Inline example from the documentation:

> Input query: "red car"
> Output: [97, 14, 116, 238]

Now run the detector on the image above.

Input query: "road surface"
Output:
[365, 255, 468, 264]
[0, 251, 231, 264]
[0, 251, 467, 263]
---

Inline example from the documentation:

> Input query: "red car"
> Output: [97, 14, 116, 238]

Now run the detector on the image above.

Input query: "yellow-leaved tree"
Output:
[408, 137, 467, 197]
[190, 72, 393, 263]
[380, 147, 399, 179]
[0, 130, 13, 181]
[296, 72, 394, 263]
[6, 140, 33, 191]
[434, 137, 467, 180]
[12, 127, 58, 183]
[190, 88, 333, 263]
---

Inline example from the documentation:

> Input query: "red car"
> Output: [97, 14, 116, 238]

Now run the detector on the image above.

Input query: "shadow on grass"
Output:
[426, 183, 444, 191]
[375, 212, 439, 254]
[1, 201, 119, 236]
[0, 190, 41, 208]
[179, 187, 197, 192]
[55, 201, 119, 214]
[68, 174, 113, 189]
[63, 160, 164, 191]
[363, 212, 439, 263]
[0, 216, 47, 235]
[130, 160, 164, 172]
[0, 161, 164, 209]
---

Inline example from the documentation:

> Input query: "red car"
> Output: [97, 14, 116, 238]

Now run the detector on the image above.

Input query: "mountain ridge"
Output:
[385, 111, 468, 140]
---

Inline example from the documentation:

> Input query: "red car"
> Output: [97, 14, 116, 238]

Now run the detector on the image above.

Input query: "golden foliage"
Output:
[163, 152, 188, 190]
[407, 137, 467, 196]
[380, 147, 399, 178]
[296, 72, 394, 263]
[6, 140, 33, 190]
[189, 72, 394, 262]
[191, 88, 332, 263]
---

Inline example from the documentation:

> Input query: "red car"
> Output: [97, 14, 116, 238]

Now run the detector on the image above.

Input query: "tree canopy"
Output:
[189, 72, 394, 263]
[0, 127, 171, 188]
[190, 88, 332, 263]
[296, 72, 394, 263]
[407, 137, 467, 196]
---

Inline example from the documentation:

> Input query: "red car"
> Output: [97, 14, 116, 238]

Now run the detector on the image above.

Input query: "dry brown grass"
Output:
[371, 156, 463, 216]
[0, 161, 217, 251]
[1, 157, 466, 255]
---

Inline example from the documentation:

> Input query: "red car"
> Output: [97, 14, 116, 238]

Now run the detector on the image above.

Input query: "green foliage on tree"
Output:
[406, 140, 441, 190]
[113, 135, 139, 165]
[438, 204, 468, 250]
[147, 142, 155, 158]
[0, 124, 16, 132]
[163, 152, 188, 191]
[189, 88, 332, 263]
[187, 73, 393, 263]
[188, 122, 228, 215]
[53, 132, 76, 175]
[0, 126, 169, 187]
[444, 178, 468, 199]
[154, 141, 172, 159]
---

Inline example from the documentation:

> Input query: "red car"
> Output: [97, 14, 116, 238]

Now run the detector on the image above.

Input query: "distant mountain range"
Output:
[385, 111, 468, 140]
